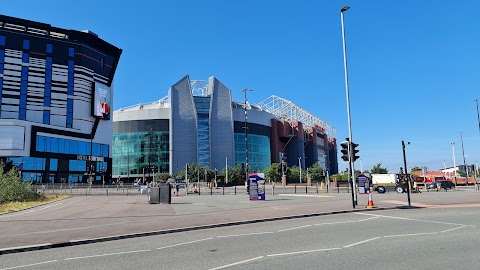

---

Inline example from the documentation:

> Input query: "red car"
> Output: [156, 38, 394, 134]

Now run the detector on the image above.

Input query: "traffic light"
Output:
[282, 162, 287, 173]
[351, 142, 359, 162]
[151, 165, 156, 173]
[340, 139, 350, 162]
[186, 164, 191, 177]
[214, 168, 218, 176]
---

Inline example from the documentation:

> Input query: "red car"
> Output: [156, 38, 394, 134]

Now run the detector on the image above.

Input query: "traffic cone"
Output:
[365, 192, 377, 208]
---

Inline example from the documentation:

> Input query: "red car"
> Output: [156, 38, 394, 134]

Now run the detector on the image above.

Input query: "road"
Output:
[1, 206, 479, 270]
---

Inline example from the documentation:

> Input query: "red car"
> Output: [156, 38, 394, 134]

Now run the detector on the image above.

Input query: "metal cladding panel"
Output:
[232, 108, 273, 127]
[169, 75, 197, 174]
[208, 77, 234, 169]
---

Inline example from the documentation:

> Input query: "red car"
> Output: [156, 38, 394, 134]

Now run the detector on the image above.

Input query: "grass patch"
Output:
[0, 194, 70, 214]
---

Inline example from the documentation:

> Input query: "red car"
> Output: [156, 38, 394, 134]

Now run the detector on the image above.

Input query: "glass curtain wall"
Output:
[112, 131, 169, 178]
[193, 96, 211, 167]
[234, 133, 271, 172]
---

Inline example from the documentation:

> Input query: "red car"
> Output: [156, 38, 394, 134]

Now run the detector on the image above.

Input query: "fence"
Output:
[34, 182, 353, 197]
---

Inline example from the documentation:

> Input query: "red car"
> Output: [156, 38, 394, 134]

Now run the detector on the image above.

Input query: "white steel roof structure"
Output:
[254, 95, 336, 138]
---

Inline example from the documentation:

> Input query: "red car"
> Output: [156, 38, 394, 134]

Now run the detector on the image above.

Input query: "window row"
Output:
[36, 135, 109, 157]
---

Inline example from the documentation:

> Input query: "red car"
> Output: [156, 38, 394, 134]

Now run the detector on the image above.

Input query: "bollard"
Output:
[295, 185, 297, 194]
[85, 187, 87, 196]
[223, 185, 225, 195]
[306, 184, 308, 194]
[106, 186, 108, 196]
[316, 182, 319, 193]
[272, 184, 275, 196]
[199, 184, 201, 195]
[211, 184, 213, 195]
[234, 185, 236, 195]
[327, 182, 329, 193]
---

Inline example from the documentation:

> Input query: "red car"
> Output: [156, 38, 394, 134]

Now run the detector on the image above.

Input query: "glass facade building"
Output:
[234, 133, 271, 172]
[113, 76, 338, 180]
[112, 131, 170, 177]
[0, 15, 122, 183]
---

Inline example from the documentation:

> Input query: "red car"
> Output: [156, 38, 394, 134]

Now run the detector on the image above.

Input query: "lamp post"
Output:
[475, 99, 480, 135]
[475, 161, 478, 191]
[242, 88, 253, 190]
[298, 157, 302, 183]
[460, 132, 469, 186]
[340, 5, 357, 207]
[451, 142, 457, 185]
[401, 140, 411, 207]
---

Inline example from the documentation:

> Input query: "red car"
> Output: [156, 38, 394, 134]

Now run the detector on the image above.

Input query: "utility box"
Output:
[159, 184, 171, 204]
[148, 187, 160, 204]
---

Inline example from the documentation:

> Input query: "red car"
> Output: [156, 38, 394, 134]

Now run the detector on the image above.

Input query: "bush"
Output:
[0, 162, 39, 203]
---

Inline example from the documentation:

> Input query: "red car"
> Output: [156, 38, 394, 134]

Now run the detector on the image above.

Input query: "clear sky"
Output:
[3, 0, 479, 173]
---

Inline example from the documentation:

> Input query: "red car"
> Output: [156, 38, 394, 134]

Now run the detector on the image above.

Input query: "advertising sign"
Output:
[248, 173, 265, 201]
[92, 82, 111, 120]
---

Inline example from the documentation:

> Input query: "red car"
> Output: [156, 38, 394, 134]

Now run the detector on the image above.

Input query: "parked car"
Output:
[427, 180, 455, 190]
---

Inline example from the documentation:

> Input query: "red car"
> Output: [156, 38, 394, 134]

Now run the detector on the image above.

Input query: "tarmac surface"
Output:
[1, 186, 479, 254]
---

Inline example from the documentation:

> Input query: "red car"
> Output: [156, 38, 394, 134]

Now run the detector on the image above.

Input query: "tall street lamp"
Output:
[451, 141, 457, 185]
[475, 99, 480, 135]
[460, 132, 469, 186]
[340, 5, 357, 207]
[401, 141, 411, 207]
[242, 88, 253, 189]
[298, 157, 302, 183]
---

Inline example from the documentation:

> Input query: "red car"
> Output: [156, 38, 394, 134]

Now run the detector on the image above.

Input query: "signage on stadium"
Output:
[77, 155, 104, 162]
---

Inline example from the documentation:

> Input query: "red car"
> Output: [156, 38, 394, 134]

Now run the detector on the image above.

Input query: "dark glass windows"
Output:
[0, 36, 5, 46]
[23, 39, 30, 50]
[66, 98, 73, 128]
[19, 66, 28, 120]
[43, 110, 50, 125]
[68, 47, 75, 57]
[22, 52, 29, 63]
[36, 135, 109, 157]
[46, 43, 53, 54]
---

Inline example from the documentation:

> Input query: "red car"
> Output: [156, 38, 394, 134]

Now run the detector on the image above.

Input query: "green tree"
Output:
[370, 163, 388, 174]
[410, 166, 422, 172]
[221, 164, 245, 185]
[263, 163, 282, 183]
[308, 163, 324, 182]
[287, 166, 301, 183]
[0, 162, 39, 203]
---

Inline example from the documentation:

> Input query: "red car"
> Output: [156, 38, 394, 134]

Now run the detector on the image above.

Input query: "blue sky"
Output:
[3, 0, 479, 172]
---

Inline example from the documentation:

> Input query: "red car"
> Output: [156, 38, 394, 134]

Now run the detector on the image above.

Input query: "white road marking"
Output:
[343, 237, 381, 248]
[355, 212, 473, 227]
[441, 225, 468, 233]
[384, 232, 438, 238]
[0, 260, 57, 270]
[267, 248, 341, 257]
[65, 249, 151, 260]
[313, 220, 357, 226]
[357, 216, 380, 222]
[0, 203, 62, 219]
[217, 232, 274, 238]
[208, 256, 264, 270]
[156, 237, 213, 250]
[278, 225, 312, 232]
[312, 216, 378, 226]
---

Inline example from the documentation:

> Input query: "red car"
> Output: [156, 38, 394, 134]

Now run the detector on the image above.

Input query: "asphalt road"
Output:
[1, 206, 479, 270]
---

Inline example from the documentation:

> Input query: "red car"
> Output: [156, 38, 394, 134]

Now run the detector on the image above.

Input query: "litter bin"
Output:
[148, 187, 160, 204]
[159, 183, 171, 204]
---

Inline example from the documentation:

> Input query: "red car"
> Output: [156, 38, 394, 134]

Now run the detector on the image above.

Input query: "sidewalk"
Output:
[1, 190, 477, 254]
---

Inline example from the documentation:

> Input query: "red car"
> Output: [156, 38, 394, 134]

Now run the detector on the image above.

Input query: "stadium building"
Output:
[0, 15, 122, 183]
[113, 76, 338, 181]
